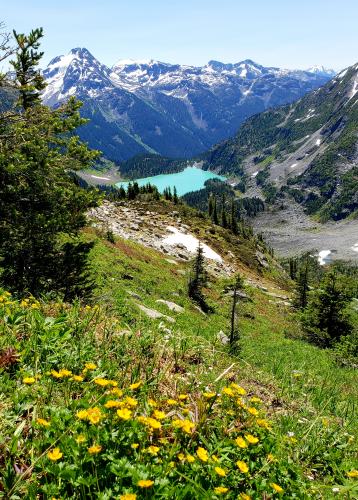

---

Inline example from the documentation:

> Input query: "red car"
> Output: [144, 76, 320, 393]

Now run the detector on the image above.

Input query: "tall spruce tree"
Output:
[301, 271, 354, 348]
[0, 28, 99, 299]
[230, 273, 244, 348]
[188, 243, 212, 313]
[295, 257, 310, 310]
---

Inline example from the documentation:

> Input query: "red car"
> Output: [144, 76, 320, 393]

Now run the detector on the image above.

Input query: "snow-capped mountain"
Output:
[42, 48, 335, 161]
[305, 65, 336, 77]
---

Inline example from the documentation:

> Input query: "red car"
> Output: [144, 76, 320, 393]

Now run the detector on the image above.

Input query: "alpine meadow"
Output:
[0, 2, 357, 499]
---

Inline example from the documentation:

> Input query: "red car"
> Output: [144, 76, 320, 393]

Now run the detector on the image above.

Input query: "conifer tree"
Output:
[188, 243, 211, 313]
[212, 196, 219, 225]
[230, 273, 244, 348]
[301, 271, 354, 347]
[230, 199, 238, 235]
[0, 28, 99, 298]
[208, 193, 214, 217]
[10, 28, 46, 109]
[173, 186, 178, 204]
[295, 257, 310, 310]
[221, 194, 228, 228]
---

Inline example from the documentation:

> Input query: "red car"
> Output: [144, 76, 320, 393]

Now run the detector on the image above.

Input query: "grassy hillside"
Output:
[1, 220, 357, 498]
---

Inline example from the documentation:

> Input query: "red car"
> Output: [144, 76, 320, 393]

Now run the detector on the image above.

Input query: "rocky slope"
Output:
[41, 48, 333, 161]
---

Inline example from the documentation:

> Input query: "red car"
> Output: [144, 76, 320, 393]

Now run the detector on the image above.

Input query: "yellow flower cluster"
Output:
[76, 407, 103, 424]
[172, 418, 195, 434]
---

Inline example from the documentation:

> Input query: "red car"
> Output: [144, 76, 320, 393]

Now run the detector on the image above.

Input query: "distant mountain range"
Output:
[202, 62, 358, 221]
[42, 48, 334, 161]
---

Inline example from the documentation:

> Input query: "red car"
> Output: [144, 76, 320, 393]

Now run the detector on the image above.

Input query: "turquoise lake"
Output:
[116, 167, 226, 196]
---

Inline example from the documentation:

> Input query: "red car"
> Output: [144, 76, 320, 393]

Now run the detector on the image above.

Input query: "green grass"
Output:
[0, 228, 357, 498]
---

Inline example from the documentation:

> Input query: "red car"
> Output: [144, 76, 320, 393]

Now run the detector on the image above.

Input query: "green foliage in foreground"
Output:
[0, 232, 357, 498]
[0, 28, 99, 299]
[0, 291, 356, 499]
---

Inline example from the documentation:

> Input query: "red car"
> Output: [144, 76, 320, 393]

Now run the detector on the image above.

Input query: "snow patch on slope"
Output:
[162, 227, 222, 261]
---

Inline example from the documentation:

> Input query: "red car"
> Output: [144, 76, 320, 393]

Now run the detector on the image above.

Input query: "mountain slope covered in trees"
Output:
[202, 62, 358, 221]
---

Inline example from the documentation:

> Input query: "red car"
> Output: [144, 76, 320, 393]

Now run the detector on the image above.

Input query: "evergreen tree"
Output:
[230, 274, 244, 348]
[230, 199, 238, 235]
[221, 194, 228, 228]
[212, 196, 219, 225]
[208, 193, 214, 217]
[188, 243, 211, 313]
[301, 271, 354, 347]
[295, 257, 310, 310]
[0, 28, 99, 298]
[173, 186, 178, 204]
[10, 28, 46, 109]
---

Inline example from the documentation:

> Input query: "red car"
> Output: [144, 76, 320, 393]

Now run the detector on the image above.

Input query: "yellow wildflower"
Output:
[137, 479, 154, 488]
[247, 407, 259, 416]
[87, 407, 103, 424]
[120, 494, 137, 500]
[215, 466, 227, 477]
[148, 398, 157, 407]
[178, 394, 188, 400]
[88, 444, 102, 454]
[214, 487, 229, 494]
[94, 378, 111, 387]
[256, 418, 272, 430]
[58, 369, 72, 377]
[123, 396, 138, 407]
[153, 410, 166, 420]
[212, 454, 219, 462]
[223, 387, 235, 397]
[47, 448, 63, 461]
[36, 418, 50, 427]
[84, 362, 97, 370]
[72, 375, 84, 382]
[203, 392, 216, 399]
[130, 381, 142, 390]
[240, 494, 251, 500]
[146, 445, 160, 455]
[117, 408, 132, 420]
[111, 388, 123, 397]
[76, 409, 89, 420]
[186, 454, 195, 463]
[196, 447, 209, 462]
[75, 434, 86, 444]
[146, 417, 161, 429]
[104, 400, 123, 409]
[250, 396, 261, 403]
[270, 483, 284, 493]
[166, 399, 177, 405]
[245, 434, 259, 444]
[131, 443, 139, 449]
[23, 377, 35, 385]
[177, 452, 185, 461]
[347, 470, 358, 478]
[235, 436, 247, 448]
[236, 460, 249, 473]
[230, 383, 247, 395]
[267, 453, 276, 462]
[172, 419, 195, 434]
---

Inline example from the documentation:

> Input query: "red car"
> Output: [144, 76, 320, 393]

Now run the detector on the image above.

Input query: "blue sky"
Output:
[2, 0, 357, 70]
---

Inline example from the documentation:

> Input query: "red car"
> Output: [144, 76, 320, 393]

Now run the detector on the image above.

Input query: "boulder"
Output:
[156, 299, 184, 313]
[217, 330, 230, 345]
[136, 304, 175, 323]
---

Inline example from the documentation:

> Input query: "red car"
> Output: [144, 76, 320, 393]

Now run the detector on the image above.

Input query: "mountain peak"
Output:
[306, 65, 336, 76]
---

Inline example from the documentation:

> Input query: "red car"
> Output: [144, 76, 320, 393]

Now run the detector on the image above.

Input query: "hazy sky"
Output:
[2, 0, 357, 70]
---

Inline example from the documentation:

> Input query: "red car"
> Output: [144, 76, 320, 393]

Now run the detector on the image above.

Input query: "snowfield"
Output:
[162, 226, 222, 262]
